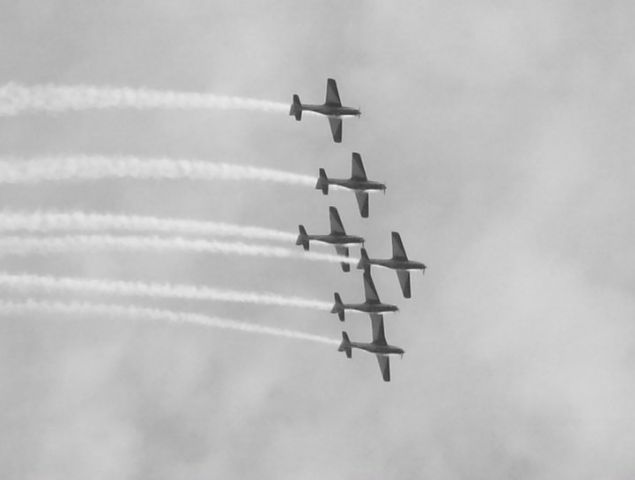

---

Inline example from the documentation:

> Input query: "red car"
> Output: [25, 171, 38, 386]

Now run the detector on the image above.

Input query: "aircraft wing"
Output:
[391, 232, 408, 260]
[364, 272, 381, 304]
[329, 206, 346, 235]
[396, 270, 411, 298]
[334, 245, 349, 258]
[354, 191, 369, 218]
[370, 314, 387, 345]
[335, 245, 350, 272]
[371, 316, 390, 380]
[328, 117, 342, 143]
[376, 355, 391, 382]
[351, 152, 367, 180]
[325, 78, 342, 106]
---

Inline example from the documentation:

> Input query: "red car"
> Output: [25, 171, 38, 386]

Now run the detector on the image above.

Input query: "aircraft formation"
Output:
[291, 79, 427, 382]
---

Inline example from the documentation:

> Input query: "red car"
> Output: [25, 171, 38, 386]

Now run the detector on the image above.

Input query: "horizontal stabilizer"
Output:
[290, 94, 302, 120]
[332, 293, 345, 321]
[357, 248, 371, 272]
[296, 225, 309, 251]
[316, 168, 329, 194]
[338, 331, 352, 358]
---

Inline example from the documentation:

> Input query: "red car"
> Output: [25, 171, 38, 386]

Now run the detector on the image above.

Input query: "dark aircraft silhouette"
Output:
[357, 232, 426, 298]
[315, 152, 386, 218]
[296, 206, 364, 272]
[338, 314, 404, 382]
[289, 78, 360, 143]
[331, 271, 398, 321]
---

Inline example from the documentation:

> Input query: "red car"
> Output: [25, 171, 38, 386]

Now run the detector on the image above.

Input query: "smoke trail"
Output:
[0, 83, 289, 116]
[0, 210, 296, 243]
[0, 272, 332, 310]
[0, 299, 339, 346]
[0, 235, 358, 265]
[0, 155, 315, 186]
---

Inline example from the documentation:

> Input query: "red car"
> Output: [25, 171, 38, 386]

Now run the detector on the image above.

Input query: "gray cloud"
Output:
[0, 1, 633, 478]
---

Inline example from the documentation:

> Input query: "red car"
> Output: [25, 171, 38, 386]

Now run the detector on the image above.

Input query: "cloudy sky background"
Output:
[1, 1, 634, 478]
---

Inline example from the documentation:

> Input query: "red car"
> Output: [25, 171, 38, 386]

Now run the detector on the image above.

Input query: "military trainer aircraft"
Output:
[331, 271, 398, 321]
[338, 314, 404, 382]
[315, 152, 386, 218]
[289, 78, 360, 143]
[357, 232, 426, 298]
[296, 206, 364, 272]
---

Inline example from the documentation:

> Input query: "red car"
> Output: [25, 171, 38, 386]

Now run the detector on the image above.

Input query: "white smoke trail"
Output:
[0, 210, 295, 243]
[0, 235, 358, 265]
[0, 83, 289, 116]
[0, 155, 315, 186]
[0, 299, 339, 346]
[0, 272, 332, 310]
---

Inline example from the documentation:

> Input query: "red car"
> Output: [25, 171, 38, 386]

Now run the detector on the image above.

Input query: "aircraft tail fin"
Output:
[338, 331, 352, 358]
[357, 248, 371, 272]
[331, 293, 345, 321]
[290, 94, 302, 120]
[315, 168, 329, 194]
[296, 225, 309, 251]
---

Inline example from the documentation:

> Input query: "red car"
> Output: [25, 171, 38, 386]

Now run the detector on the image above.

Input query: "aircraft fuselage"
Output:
[350, 342, 404, 356]
[327, 178, 386, 193]
[342, 302, 399, 315]
[301, 104, 361, 118]
[368, 259, 426, 272]
[308, 234, 364, 246]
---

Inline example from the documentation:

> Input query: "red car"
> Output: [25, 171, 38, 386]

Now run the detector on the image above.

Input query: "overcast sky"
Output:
[1, 1, 634, 478]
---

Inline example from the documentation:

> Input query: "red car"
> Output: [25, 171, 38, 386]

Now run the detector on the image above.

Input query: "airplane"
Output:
[357, 232, 426, 298]
[331, 271, 398, 321]
[315, 152, 386, 218]
[289, 78, 361, 143]
[338, 314, 404, 382]
[296, 206, 364, 272]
